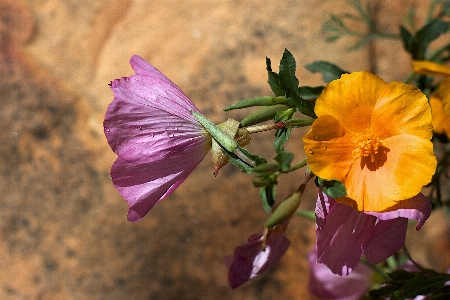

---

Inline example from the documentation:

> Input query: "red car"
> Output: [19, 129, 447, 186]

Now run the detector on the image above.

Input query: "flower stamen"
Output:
[352, 132, 383, 163]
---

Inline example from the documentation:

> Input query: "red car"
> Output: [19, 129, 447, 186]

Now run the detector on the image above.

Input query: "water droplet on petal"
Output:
[138, 126, 143, 131]
[394, 190, 399, 195]
[308, 149, 314, 155]
[104, 127, 110, 132]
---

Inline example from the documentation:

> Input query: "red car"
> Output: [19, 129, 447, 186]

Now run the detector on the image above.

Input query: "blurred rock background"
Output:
[0, 0, 449, 299]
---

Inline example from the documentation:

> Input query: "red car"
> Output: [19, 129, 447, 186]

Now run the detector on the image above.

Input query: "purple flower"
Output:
[224, 224, 291, 288]
[308, 249, 374, 300]
[104, 55, 211, 222]
[315, 190, 431, 276]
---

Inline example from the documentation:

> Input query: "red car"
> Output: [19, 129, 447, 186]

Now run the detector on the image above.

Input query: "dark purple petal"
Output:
[226, 226, 290, 288]
[365, 193, 432, 230]
[363, 217, 408, 264]
[315, 191, 376, 275]
[308, 249, 373, 300]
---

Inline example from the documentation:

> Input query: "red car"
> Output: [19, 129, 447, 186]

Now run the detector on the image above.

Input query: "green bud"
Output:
[264, 192, 301, 228]
[284, 118, 315, 128]
[224, 96, 286, 111]
[191, 111, 238, 153]
[252, 178, 272, 187]
[240, 104, 290, 127]
[252, 163, 280, 175]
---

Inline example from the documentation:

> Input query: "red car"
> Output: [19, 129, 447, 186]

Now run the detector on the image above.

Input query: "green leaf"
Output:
[279, 49, 300, 97]
[298, 86, 324, 100]
[410, 19, 450, 59]
[274, 128, 291, 153]
[273, 108, 294, 153]
[400, 26, 413, 52]
[316, 178, 347, 198]
[394, 272, 450, 300]
[266, 57, 285, 96]
[274, 152, 294, 172]
[305, 61, 348, 83]
[260, 183, 276, 213]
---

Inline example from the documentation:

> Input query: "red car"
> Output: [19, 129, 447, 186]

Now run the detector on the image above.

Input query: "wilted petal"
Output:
[308, 249, 373, 300]
[225, 225, 290, 288]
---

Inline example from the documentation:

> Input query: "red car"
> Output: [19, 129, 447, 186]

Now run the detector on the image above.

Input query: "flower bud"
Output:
[264, 192, 301, 228]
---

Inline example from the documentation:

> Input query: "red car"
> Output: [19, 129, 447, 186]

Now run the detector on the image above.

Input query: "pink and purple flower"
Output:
[104, 55, 211, 222]
[224, 223, 291, 288]
[315, 189, 431, 276]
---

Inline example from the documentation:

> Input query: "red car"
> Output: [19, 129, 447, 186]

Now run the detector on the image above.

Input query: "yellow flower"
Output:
[303, 72, 436, 212]
[413, 60, 450, 136]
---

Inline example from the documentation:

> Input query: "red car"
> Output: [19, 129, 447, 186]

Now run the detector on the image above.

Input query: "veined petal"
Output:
[315, 72, 387, 133]
[111, 140, 207, 221]
[371, 81, 432, 140]
[104, 93, 210, 164]
[362, 217, 408, 265]
[104, 55, 213, 221]
[303, 115, 355, 182]
[412, 60, 450, 77]
[315, 191, 375, 276]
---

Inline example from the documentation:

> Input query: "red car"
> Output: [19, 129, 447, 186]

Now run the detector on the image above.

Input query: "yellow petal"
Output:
[437, 78, 450, 116]
[430, 95, 450, 136]
[303, 115, 355, 182]
[371, 81, 432, 140]
[412, 60, 450, 77]
[343, 134, 436, 212]
[315, 72, 387, 133]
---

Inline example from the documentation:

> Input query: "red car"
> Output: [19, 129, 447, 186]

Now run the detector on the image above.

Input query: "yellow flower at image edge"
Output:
[430, 80, 450, 136]
[303, 72, 437, 212]
[412, 60, 450, 137]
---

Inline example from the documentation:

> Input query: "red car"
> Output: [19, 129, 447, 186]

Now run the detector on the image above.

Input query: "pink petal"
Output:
[315, 191, 375, 276]
[365, 193, 432, 230]
[104, 56, 212, 221]
[111, 142, 205, 221]
[362, 217, 408, 264]
[226, 226, 290, 288]
[308, 249, 373, 300]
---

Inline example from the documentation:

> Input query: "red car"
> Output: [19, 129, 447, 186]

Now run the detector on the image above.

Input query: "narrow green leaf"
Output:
[266, 57, 285, 96]
[224, 96, 283, 111]
[260, 184, 276, 213]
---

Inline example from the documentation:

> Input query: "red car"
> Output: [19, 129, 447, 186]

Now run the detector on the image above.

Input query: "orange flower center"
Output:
[352, 132, 383, 163]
